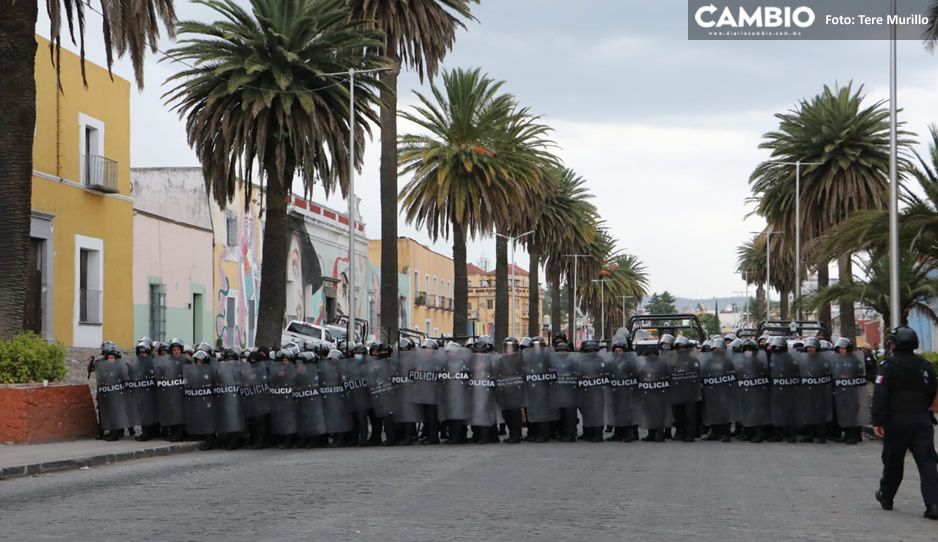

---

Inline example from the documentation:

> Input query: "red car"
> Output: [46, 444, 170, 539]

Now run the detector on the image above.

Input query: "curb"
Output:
[0, 442, 203, 481]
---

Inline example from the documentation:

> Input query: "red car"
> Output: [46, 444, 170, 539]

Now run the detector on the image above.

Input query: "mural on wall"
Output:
[286, 219, 323, 323]
[216, 199, 262, 349]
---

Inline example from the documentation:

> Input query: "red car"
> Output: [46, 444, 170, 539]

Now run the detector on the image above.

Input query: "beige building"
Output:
[467, 263, 541, 338]
[368, 237, 454, 338]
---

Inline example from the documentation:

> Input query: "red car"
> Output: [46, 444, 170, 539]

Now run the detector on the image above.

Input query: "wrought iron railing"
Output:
[81, 154, 118, 193]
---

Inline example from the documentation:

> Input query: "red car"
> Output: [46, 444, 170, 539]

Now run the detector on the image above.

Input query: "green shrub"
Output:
[920, 352, 938, 376]
[0, 332, 67, 384]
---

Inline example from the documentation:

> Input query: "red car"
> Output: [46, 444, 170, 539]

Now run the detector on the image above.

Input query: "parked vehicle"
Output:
[281, 320, 336, 349]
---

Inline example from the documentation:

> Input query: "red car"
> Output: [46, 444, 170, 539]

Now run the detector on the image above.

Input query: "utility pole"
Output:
[888, 0, 901, 328]
[592, 279, 610, 341]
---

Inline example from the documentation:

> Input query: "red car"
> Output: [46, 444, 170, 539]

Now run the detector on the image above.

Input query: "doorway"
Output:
[23, 238, 44, 333]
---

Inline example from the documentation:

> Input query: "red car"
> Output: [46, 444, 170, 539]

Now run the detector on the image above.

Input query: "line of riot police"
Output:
[89, 331, 870, 448]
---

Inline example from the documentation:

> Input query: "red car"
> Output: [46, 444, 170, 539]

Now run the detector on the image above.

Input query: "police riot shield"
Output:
[636, 354, 672, 429]
[404, 349, 440, 405]
[494, 352, 526, 410]
[267, 361, 297, 435]
[522, 347, 559, 423]
[796, 351, 833, 426]
[364, 357, 398, 418]
[770, 351, 800, 427]
[294, 362, 326, 438]
[441, 348, 472, 422]
[700, 350, 738, 426]
[239, 360, 271, 418]
[469, 352, 497, 427]
[549, 351, 577, 410]
[126, 355, 158, 427]
[831, 351, 869, 427]
[575, 352, 607, 428]
[213, 360, 244, 434]
[340, 357, 371, 413]
[183, 363, 215, 436]
[734, 350, 772, 427]
[602, 351, 640, 427]
[154, 355, 186, 426]
[319, 357, 353, 434]
[95, 359, 129, 432]
[667, 350, 702, 405]
[390, 353, 422, 424]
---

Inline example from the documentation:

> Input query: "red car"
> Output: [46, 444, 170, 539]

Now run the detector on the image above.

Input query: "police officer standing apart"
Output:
[872, 327, 938, 520]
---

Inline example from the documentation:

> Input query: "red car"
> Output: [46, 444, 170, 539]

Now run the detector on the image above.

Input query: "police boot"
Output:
[641, 429, 656, 442]
[498, 423, 507, 436]
[624, 426, 638, 443]
[397, 423, 415, 446]
[750, 426, 765, 444]
[924, 504, 938, 520]
[702, 429, 720, 441]
[489, 425, 500, 443]
[720, 425, 732, 443]
[365, 411, 382, 446]
[786, 428, 798, 444]
[875, 489, 894, 510]
[606, 426, 625, 442]
[589, 427, 604, 443]
[653, 429, 666, 443]
[103, 430, 121, 442]
[843, 427, 860, 445]
[766, 427, 782, 443]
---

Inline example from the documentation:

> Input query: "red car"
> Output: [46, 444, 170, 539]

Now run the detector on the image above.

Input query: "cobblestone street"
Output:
[1, 437, 935, 541]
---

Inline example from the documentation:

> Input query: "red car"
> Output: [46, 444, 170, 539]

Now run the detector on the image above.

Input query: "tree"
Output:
[164, 0, 384, 346]
[0, 0, 175, 339]
[579, 253, 649, 340]
[347, 0, 478, 342]
[697, 312, 721, 336]
[645, 291, 677, 315]
[750, 83, 912, 336]
[398, 68, 542, 337]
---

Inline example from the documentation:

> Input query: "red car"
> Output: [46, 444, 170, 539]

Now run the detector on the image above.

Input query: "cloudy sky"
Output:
[37, 1, 938, 298]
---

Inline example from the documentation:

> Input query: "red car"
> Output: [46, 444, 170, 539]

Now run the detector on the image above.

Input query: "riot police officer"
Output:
[501, 336, 524, 444]
[872, 327, 938, 520]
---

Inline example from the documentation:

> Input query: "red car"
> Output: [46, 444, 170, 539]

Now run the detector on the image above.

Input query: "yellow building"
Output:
[28, 35, 133, 347]
[368, 237, 454, 337]
[467, 264, 541, 338]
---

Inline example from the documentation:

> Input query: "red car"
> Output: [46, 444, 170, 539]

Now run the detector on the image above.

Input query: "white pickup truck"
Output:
[280, 320, 336, 349]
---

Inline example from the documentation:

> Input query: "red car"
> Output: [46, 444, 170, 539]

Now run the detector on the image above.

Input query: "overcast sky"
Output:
[37, 1, 938, 298]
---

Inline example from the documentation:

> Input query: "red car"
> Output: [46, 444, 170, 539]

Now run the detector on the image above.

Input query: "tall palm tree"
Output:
[579, 253, 648, 340]
[750, 83, 909, 337]
[0, 0, 175, 339]
[491, 111, 556, 347]
[347, 0, 477, 342]
[398, 68, 541, 337]
[563, 224, 613, 343]
[527, 167, 597, 338]
[164, 0, 384, 347]
[736, 234, 766, 307]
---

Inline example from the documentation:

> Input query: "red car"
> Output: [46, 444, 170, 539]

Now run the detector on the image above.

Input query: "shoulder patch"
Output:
[875, 375, 885, 384]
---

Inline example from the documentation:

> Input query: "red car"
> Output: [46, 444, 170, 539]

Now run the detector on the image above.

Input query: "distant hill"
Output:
[641, 295, 751, 313]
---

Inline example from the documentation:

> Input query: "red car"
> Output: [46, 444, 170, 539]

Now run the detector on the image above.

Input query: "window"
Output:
[78, 248, 102, 324]
[148, 283, 166, 340]
[226, 212, 239, 246]
[487, 299, 494, 310]
[468, 302, 472, 310]
[226, 296, 236, 346]
[413, 270, 419, 299]
[79, 113, 106, 186]
[247, 298, 256, 346]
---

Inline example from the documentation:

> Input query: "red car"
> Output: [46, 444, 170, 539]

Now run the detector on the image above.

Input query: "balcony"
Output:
[415, 291, 427, 307]
[79, 288, 102, 324]
[81, 154, 119, 193]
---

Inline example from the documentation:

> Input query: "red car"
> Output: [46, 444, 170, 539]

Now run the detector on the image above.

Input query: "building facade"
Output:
[467, 264, 539, 338]
[131, 168, 214, 345]
[369, 238, 454, 338]
[28, 35, 133, 347]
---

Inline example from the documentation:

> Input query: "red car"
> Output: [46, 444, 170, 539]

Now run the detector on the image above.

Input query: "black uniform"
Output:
[872, 350, 938, 512]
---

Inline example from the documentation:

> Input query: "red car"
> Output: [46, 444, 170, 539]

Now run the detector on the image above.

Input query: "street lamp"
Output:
[495, 230, 534, 338]
[751, 230, 780, 319]
[765, 160, 822, 318]
[563, 254, 590, 348]
[345, 67, 393, 344]
[888, 0, 901, 327]
[592, 279, 610, 341]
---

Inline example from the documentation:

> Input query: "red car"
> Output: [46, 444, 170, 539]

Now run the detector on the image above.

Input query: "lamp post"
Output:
[564, 254, 589, 348]
[765, 160, 822, 319]
[495, 231, 534, 338]
[752, 230, 780, 319]
[888, 0, 901, 328]
[591, 279, 610, 341]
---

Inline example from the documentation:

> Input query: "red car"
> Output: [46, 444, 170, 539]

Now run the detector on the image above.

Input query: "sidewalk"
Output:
[0, 438, 202, 481]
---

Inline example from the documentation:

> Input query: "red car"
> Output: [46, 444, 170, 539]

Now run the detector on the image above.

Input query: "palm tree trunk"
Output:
[817, 263, 831, 333]
[528, 245, 540, 338]
[494, 234, 508, 349]
[0, 1, 39, 340]
[779, 289, 790, 320]
[549, 262, 561, 339]
[452, 222, 468, 337]
[378, 62, 400, 343]
[255, 169, 292, 348]
[838, 255, 856, 341]
[567, 277, 575, 343]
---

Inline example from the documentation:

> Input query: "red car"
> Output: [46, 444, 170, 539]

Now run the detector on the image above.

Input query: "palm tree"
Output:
[736, 230, 796, 320]
[736, 235, 766, 307]
[527, 167, 597, 338]
[347, 0, 477, 342]
[163, 0, 384, 347]
[399, 68, 542, 337]
[0, 0, 175, 339]
[750, 83, 910, 337]
[799, 253, 938, 331]
[563, 225, 614, 343]
[490, 112, 556, 347]
[579, 253, 648, 340]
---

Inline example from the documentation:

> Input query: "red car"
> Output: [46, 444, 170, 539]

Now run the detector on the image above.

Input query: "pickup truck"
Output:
[280, 320, 336, 349]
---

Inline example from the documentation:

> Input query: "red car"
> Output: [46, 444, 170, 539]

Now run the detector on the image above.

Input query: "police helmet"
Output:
[674, 336, 690, 350]
[769, 336, 788, 352]
[398, 338, 415, 351]
[818, 340, 833, 352]
[611, 338, 629, 352]
[741, 339, 759, 352]
[729, 338, 744, 353]
[192, 350, 211, 364]
[297, 351, 319, 364]
[195, 342, 213, 354]
[555, 341, 572, 352]
[552, 331, 568, 345]
[888, 326, 919, 352]
[351, 343, 369, 357]
[531, 336, 547, 347]
[659, 334, 675, 350]
[580, 340, 600, 353]
[420, 338, 439, 350]
[519, 337, 533, 350]
[470, 339, 491, 354]
[101, 341, 121, 358]
[135, 340, 152, 355]
[710, 340, 726, 352]
[240, 348, 253, 360]
[168, 337, 185, 351]
[723, 333, 738, 344]
[833, 337, 853, 353]
[327, 348, 344, 360]
[370, 342, 392, 358]
[803, 337, 821, 352]
[504, 336, 520, 353]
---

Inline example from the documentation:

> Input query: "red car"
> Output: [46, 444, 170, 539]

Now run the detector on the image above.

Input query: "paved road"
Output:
[0, 438, 934, 541]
